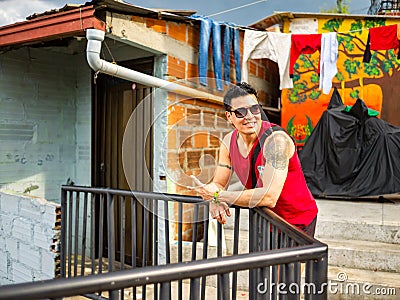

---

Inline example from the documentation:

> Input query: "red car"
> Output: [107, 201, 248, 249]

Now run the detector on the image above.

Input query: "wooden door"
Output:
[93, 58, 154, 265]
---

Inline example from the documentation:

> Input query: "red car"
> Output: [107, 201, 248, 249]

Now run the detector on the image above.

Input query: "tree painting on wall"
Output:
[282, 17, 400, 145]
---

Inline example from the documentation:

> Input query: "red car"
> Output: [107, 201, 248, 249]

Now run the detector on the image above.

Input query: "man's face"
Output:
[226, 94, 262, 135]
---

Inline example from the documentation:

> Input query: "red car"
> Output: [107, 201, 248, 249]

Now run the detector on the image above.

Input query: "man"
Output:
[192, 82, 318, 237]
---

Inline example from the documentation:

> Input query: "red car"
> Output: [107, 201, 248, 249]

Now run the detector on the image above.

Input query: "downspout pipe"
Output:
[86, 29, 222, 103]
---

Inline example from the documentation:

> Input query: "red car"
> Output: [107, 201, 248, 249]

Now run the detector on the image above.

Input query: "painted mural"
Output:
[282, 17, 400, 145]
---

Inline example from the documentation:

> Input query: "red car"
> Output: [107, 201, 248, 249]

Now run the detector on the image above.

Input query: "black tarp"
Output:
[299, 88, 400, 198]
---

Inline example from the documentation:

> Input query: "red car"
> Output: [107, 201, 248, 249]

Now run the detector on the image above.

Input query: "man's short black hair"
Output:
[223, 82, 258, 111]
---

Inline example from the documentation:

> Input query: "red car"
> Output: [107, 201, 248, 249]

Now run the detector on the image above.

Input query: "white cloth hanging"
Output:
[242, 30, 293, 89]
[319, 32, 338, 94]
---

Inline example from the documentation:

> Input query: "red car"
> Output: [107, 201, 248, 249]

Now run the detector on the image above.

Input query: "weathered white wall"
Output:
[0, 46, 91, 202]
[0, 191, 60, 285]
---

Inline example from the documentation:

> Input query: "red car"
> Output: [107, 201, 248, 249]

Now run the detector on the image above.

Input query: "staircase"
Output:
[315, 197, 400, 299]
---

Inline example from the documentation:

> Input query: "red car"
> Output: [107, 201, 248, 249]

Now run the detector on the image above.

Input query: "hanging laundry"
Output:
[319, 32, 339, 94]
[190, 15, 223, 90]
[289, 34, 322, 77]
[242, 29, 293, 89]
[223, 23, 241, 85]
[363, 24, 400, 63]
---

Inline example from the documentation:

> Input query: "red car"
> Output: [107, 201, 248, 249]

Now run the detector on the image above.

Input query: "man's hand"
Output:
[209, 201, 231, 224]
[190, 175, 219, 200]
[190, 175, 231, 224]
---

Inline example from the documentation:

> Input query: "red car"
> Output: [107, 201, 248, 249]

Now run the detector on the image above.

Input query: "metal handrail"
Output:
[0, 244, 327, 300]
[0, 185, 328, 300]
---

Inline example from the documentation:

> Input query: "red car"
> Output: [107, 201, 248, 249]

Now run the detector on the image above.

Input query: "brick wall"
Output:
[0, 191, 60, 285]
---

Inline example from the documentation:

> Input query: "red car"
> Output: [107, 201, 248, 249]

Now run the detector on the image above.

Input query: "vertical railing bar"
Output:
[107, 192, 118, 300]
[217, 222, 224, 300]
[304, 260, 315, 300]
[98, 193, 104, 275]
[200, 204, 209, 300]
[231, 207, 241, 300]
[120, 196, 126, 270]
[90, 193, 96, 275]
[120, 196, 126, 300]
[191, 204, 199, 261]
[163, 200, 171, 300]
[178, 202, 183, 300]
[189, 204, 199, 300]
[189, 277, 200, 300]
[142, 198, 149, 300]
[131, 197, 137, 298]
[164, 200, 170, 264]
[107, 192, 116, 272]
[73, 192, 80, 277]
[153, 199, 159, 300]
[80, 192, 88, 276]
[60, 188, 67, 278]
[67, 191, 73, 278]
[248, 209, 257, 299]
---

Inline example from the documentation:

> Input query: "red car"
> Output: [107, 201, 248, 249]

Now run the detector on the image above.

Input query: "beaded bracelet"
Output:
[212, 190, 222, 205]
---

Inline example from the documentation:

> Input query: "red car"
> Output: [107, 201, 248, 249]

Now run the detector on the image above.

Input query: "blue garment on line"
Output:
[190, 16, 241, 90]
[224, 22, 241, 85]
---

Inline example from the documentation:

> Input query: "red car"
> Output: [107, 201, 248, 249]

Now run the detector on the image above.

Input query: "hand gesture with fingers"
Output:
[191, 175, 231, 224]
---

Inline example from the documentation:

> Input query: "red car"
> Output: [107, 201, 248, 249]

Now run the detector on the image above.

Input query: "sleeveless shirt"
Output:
[229, 121, 318, 227]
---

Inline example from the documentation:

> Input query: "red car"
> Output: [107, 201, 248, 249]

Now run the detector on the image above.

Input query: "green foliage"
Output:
[343, 59, 361, 78]
[309, 89, 321, 100]
[310, 73, 319, 84]
[322, 18, 343, 32]
[350, 89, 359, 99]
[349, 20, 364, 34]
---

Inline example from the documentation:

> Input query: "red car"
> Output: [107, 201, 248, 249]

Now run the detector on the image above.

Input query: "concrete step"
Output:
[315, 199, 400, 242]
[327, 266, 400, 299]
[320, 238, 400, 273]
[315, 220, 400, 244]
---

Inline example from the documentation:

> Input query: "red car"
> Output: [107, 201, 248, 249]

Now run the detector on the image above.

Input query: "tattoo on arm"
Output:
[263, 132, 291, 170]
[218, 163, 232, 170]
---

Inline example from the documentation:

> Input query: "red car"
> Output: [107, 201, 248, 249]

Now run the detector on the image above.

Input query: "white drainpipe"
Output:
[86, 29, 222, 103]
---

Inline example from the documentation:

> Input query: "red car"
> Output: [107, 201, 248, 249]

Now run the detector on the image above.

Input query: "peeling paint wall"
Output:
[0, 46, 91, 202]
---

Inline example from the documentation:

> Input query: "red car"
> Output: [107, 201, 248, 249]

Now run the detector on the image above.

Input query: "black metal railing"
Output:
[0, 185, 328, 300]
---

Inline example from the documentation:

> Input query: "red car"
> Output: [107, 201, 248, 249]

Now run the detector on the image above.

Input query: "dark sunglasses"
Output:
[230, 104, 261, 118]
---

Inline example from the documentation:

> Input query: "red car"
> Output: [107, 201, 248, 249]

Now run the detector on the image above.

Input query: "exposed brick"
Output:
[187, 150, 202, 169]
[216, 112, 230, 129]
[186, 108, 201, 126]
[249, 61, 257, 76]
[131, 16, 145, 24]
[203, 110, 215, 127]
[210, 131, 221, 147]
[179, 130, 193, 148]
[196, 99, 223, 110]
[145, 18, 167, 34]
[193, 132, 209, 148]
[167, 56, 186, 79]
[168, 22, 187, 43]
[168, 105, 186, 125]
[188, 25, 200, 49]
[187, 62, 198, 79]
[167, 152, 181, 171]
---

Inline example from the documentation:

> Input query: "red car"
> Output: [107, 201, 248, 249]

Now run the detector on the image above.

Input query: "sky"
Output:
[0, 0, 372, 27]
